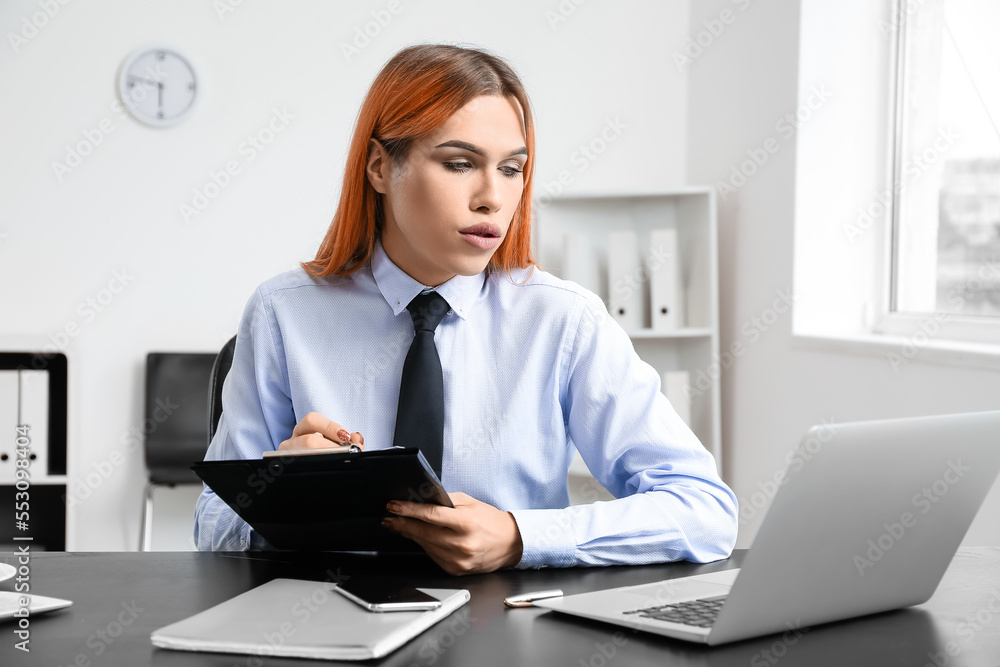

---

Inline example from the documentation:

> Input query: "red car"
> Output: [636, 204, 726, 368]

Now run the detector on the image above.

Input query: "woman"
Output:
[194, 43, 737, 575]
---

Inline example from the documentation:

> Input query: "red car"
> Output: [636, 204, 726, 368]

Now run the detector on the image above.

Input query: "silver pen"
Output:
[503, 589, 564, 608]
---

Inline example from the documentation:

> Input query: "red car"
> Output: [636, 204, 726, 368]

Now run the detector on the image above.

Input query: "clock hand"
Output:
[128, 76, 158, 86]
[158, 82, 163, 110]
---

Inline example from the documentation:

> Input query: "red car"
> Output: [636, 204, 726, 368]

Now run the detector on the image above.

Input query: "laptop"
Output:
[536, 410, 1000, 645]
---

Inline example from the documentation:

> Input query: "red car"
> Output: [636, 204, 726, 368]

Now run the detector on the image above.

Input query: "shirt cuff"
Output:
[507, 508, 577, 569]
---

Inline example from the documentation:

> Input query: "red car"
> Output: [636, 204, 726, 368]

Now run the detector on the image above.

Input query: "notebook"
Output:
[150, 578, 470, 660]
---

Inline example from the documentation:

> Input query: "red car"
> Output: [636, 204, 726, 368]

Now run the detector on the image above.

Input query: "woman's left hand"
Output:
[382, 492, 523, 576]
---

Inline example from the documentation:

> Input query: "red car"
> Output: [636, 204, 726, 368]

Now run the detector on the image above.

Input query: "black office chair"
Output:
[139, 352, 218, 551]
[208, 335, 237, 443]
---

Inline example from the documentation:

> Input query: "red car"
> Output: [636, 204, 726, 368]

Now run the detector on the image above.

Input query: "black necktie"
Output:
[392, 291, 450, 478]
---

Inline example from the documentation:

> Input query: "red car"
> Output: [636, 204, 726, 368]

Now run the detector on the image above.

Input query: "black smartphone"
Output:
[333, 581, 442, 612]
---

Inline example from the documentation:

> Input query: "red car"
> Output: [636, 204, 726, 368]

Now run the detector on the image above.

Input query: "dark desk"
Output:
[3, 548, 999, 666]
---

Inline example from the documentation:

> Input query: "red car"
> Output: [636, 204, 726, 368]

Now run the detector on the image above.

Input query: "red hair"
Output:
[301, 43, 537, 278]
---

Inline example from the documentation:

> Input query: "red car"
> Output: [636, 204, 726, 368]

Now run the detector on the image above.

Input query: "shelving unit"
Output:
[0, 352, 68, 550]
[532, 188, 721, 502]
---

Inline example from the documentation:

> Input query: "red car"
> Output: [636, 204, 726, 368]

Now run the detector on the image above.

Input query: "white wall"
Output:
[6, 0, 994, 554]
[0, 0, 692, 550]
[685, 0, 1000, 548]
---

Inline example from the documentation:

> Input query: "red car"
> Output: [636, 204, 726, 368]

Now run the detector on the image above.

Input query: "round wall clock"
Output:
[117, 47, 198, 127]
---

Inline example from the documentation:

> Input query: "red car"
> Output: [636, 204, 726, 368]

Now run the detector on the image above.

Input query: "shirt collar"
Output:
[370, 237, 484, 320]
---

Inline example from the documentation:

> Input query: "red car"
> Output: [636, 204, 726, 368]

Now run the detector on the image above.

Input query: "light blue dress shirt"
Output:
[194, 238, 738, 567]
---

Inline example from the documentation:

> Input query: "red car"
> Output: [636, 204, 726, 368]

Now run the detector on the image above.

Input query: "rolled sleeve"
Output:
[519, 291, 738, 568]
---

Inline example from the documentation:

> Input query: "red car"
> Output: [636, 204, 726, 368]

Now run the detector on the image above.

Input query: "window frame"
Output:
[877, 0, 1000, 347]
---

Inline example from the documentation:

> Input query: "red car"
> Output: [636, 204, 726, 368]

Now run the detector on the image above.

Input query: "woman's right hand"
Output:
[277, 411, 365, 451]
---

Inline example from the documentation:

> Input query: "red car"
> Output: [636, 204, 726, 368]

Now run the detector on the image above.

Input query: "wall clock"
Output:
[117, 47, 198, 127]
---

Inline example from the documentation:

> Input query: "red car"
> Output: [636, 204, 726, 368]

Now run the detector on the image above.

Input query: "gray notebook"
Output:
[151, 578, 470, 661]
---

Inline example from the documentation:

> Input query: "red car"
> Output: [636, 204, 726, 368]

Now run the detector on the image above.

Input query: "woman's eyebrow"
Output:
[433, 139, 527, 158]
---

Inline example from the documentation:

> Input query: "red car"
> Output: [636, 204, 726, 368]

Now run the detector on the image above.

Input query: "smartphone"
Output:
[333, 581, 442, 612]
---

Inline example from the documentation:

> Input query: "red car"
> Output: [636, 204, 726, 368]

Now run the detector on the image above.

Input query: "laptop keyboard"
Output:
[622, 595, 727, 628]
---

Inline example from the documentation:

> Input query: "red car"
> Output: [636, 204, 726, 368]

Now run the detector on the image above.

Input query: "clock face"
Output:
[118, 48, 197, 127]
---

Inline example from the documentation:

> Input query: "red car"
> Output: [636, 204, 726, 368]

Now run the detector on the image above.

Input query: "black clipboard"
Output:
[191, 448, 451, 552]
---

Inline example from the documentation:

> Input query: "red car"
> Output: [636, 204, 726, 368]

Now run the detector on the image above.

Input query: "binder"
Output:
[19, 370, 49, 477]
[649, 228, 683, 331]
[606, 231, 642, 330]
[0, 372, 17, 484]
[0, 369, 50, 482]
[151, 578, 471, 661]
[191, 448, 451, 552]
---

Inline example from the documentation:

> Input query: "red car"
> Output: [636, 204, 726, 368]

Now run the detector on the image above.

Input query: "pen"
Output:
[503, 589, 564, 608]
[261, 444, 361, 458]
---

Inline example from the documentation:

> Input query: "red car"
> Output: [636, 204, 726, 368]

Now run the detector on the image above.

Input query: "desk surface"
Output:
[2, 547, 999, 666]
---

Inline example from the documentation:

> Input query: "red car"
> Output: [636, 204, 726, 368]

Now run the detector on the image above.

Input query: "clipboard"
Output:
[191, 448, 451, 552]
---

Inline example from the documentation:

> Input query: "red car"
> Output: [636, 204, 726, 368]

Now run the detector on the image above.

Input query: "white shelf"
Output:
[25, 476, 69, 485]
[627, 327, 714, 339]
[534, 188, 722, 476]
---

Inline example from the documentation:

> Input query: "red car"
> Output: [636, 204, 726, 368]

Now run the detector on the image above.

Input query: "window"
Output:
[886, 0, 1000, 344]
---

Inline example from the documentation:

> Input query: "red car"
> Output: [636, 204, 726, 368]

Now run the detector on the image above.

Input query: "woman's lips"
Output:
[460, 231, 502, 250]
[460, 223, 502, 237]
[459, 223, 503, 250]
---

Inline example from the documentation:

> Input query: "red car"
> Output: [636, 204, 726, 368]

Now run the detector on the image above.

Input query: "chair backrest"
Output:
[209, 335, 237, 444]
[144, 352, 218, 485]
